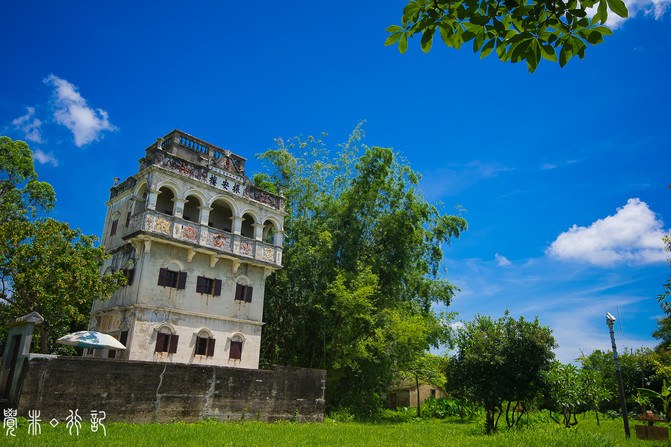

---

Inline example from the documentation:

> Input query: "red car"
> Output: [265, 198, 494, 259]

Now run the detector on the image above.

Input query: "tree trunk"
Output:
[37, 325, 48, 353]
[415, 373, 421, 418]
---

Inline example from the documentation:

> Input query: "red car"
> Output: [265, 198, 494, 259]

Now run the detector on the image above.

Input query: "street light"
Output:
[606, 312, 630, 438]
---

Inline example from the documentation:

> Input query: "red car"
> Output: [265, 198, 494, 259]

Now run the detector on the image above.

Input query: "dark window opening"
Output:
[234, 284, 253, 302]
[122, 268, 135, 286]
[110, 219, 119, 236]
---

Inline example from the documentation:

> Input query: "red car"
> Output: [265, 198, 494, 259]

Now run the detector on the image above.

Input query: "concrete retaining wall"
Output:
[15, 356, 325, 423]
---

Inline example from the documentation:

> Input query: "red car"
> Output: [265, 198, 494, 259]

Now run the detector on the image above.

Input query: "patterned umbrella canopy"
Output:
[56, 331, 127, 350]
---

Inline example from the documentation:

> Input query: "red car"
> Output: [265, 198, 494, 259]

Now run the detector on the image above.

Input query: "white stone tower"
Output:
[89, 130, 285, 369]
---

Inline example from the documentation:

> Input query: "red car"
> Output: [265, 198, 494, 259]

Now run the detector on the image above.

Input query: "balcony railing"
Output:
[124, 209, 282, 267]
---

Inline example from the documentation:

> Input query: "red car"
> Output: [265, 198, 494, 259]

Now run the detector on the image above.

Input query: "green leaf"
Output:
[439, 25, 453, 47]
[386, 25, 404, 33]
[597, 0, 609, 24]
[480, 38, 496, 58]
[399, 33, 408, 54]
[473, 31, 485, 51]
[540, 44, 557, 62]
[593, 25, 614, 36]
[385, 32, 403, 46]
[559, 44, 573, 67]
[462, 30, 476, 42]
[586, 30, 604, 44]
[607, 0, 628, 17]
[470, 15, 490, 26]
[496, 39, 509, 62]
[421, 28, 435, 53]
[527, 40, 541, 73]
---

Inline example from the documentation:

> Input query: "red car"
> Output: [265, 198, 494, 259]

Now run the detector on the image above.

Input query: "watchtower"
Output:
[89, 130, 285, 368]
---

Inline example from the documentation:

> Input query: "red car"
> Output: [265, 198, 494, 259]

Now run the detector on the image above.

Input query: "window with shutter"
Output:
[195, 336, 208, 356]
[168, 334, 179, 353]
[125, 211, 131, 227]
[155, 332, 166, 352]
[158, 268, 168, 286]
[196, 276, 204, 293]
[235, 284, 252, 302]
[235, 283, 244, 301]
[110, 219, 119, 236]
[206, 338, 216, 357]
[230, 341, 242, 360]
[213, 279, 222, 296]
[177, 271, 187, 290]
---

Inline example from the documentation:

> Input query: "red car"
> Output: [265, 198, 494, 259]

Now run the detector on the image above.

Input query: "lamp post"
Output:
[606, 312, 630, 438]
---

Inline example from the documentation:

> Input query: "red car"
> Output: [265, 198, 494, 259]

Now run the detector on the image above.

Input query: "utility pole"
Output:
[606, 312, 630, 438]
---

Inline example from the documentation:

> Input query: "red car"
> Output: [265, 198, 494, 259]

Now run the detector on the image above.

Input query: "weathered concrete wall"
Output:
[16, 356, 325, 423]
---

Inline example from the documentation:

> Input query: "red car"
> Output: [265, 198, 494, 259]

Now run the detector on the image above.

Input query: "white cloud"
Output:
[495, 253, 511, 266]
[11, 107, 43, 143]
[43, 75, 117, 147]
[540, 163, 558, 170]
[588, 0, 671, 28]
[547, 198, 667, 266]
[33, 149, 58, 167]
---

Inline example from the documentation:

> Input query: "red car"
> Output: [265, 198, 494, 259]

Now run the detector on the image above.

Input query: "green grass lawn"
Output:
[3, 414, 670, 446]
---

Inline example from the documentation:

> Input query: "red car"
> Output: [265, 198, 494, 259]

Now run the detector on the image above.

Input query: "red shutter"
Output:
[207, 338, 216, 357]
[196, 276, 204, 293]
[230, 341, 242, 360]
[235, 284, 243, 301]
[155, 333, 166, 352]
[158, 268, 167, 286]
[169, 334, 179, 353]
[213, 279, 222, 296]
[177, 272, 187, 290]
[125, 211, 131, 227]
[110, 219, 119, 236]
[245, 285, 253, 303]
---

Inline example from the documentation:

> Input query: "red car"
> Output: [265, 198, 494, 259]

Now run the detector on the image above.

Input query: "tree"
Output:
[0, 218, 125, 353]
[397, 352, 449, 418]
[452, 312, 556, 433]
[257, 126, 466, 413]
[386, 0, 628, 73]
[0, 137, 123, 353]
[0, 136, 55, 222]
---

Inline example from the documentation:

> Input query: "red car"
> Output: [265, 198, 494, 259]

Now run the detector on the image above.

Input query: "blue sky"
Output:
[1, 1, 670, 363]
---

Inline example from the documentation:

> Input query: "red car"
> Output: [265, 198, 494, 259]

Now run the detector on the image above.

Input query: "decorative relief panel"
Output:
[209, 232, 230, 250]
[183, 226, 197, 241]
[239, 241, 253, 256]
[155, 217, 171, 234]
[264, 247, 274, 261]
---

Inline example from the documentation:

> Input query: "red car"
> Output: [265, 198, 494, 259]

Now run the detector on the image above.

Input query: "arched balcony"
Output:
[156, 186, 176, 216]
[209, 199, 233, 233]
[240, 213, 255, 239]
[183, 194, 201, 223]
